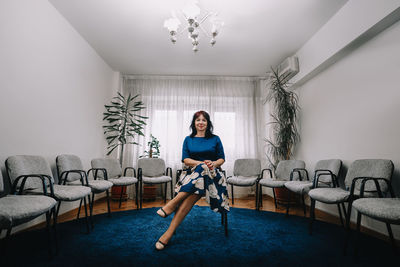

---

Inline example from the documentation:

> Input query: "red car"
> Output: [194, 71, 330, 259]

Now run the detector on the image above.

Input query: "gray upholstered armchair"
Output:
[257, 160, 306, 210]
[91, 158, 139, 211]
[6, 155, 92, 233]
[308, 159, 393, 240]
[351, 184, 399, 253]
[226, 159, 262, 208]
[137, 158, 173, 209]
[284, 159, 342, 216]
[56, 154, 113, 223]
[0, 170, 57, 256]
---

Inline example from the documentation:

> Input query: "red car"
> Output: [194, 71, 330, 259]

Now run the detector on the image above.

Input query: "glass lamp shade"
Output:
[182, 1, 200, 19]
[164, 17, 181, 32]
[210, 16, 224, 34]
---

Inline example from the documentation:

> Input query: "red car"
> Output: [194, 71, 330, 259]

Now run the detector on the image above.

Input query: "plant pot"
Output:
[143, 184, 157, 201]
[274, 187, 298, 205]
[111, 186, 128, 201]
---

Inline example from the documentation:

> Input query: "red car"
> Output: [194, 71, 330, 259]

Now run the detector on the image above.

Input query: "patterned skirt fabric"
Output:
[175, 163, 230, 213]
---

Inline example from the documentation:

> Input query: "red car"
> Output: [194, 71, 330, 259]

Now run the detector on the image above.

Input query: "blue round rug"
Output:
[3, 206, 396, 266]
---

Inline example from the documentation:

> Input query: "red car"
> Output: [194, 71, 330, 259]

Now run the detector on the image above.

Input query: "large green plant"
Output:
[140, 134, 161, 158]
[103, 92, 148, 163]
[264, 67, 300, 167]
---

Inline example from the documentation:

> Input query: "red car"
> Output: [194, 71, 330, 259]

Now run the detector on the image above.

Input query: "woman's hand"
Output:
[204, 160, 214, 170]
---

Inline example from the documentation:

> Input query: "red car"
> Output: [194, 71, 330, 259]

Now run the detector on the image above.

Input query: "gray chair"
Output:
[5, 155, 92, 233]
[226, 159, 262, 208]
[91, 158, 139, 211]
[137, 158, 172, 209]
[257, 160, 306, 209]
[56, 154, 113, 223]
[284, 159, 342, 216]
[352, 191, 399, 253]
[0, 170, 57, 256]
[308, 159, 393, 238]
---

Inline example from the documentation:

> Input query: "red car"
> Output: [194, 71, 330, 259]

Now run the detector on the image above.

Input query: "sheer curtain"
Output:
[122, 75, 266, 198]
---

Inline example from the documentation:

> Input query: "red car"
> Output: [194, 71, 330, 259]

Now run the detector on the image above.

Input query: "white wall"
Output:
[295, 19, 400, 237]
[0, 0, 117, 233]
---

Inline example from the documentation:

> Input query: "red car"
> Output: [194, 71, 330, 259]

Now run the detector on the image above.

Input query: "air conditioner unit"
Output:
[277, 56, 299, 82]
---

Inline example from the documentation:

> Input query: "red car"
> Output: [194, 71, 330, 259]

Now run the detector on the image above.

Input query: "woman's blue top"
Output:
[182, 135, 225, 162]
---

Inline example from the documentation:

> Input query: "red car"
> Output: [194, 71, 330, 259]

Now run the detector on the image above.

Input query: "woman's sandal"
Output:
[155, 240, 168, 251]
[156, 208, 169, 218]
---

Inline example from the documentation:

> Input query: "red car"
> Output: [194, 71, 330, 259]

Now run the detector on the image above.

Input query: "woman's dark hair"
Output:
[190, 110, 214, 138]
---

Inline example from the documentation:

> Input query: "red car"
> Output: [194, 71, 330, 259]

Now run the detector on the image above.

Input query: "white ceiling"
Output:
[49, 0, 348, 76]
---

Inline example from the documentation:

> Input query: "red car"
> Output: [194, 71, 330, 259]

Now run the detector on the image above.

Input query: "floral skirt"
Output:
[175, 163, 230, 213]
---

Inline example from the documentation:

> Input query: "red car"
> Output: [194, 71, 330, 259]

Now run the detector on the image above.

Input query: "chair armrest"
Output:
[123, 167, 136, 177]
[87, 168, 108, 180]
[166, 167, 173, 178]
[260, 168, 273, 179]
[349, 176, 388, 199]
[358, 177, 394, 198]
[291, 168, 309, 181]
[12, 174, 54, 197]
[137, 168, 142, 182]
[59, 170, 88, 186]
[313, 170, 338, 189]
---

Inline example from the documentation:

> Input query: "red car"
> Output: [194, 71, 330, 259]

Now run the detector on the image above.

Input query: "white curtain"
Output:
[122, 75, 268, 197]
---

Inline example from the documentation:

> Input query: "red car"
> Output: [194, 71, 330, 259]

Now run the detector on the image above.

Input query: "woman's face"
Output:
[195, 114, 208, 132]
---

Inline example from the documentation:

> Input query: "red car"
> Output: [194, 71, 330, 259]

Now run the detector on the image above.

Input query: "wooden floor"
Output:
[39, 195, 391, 243]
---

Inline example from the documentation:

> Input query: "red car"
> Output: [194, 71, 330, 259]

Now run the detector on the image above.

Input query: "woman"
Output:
[155, 110, 229, 250]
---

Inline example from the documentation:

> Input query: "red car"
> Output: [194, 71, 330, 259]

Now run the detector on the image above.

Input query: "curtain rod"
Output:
[122, 74, 267, 81]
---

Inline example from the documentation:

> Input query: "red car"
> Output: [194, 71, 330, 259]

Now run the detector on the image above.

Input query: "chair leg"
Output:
[337, 204, 345, 227]
[302, 195, 306, 216]
[272, 188, 278, 209]
[341, 202, 347, 222]
[140, 181, 143, 209]
[119, 186, 124, 208]
[170, 181, 173, 202]
[354, 212, 362, 256]
[286, 191, 291, 215]
[56, 201, 62, 219]
[343, 200, 354, 255]
[52, 207, 59, 254]
[255, 183, 258, 209]
[76, 199, 83, 220]
[224, 212, 228, 237]
[386, 223, 397, 253]
[135, 183, 139, 210]
[106, 190, 111, 217]
[88, 194, 94, 229]
[258, 185, 264, 210]
[221, 212, 224, 225]
[309, 199, 316, 235]
[83, 197, 90, 234]
[164, 182, 167, 204]
[45, 211, 53, 258]
[231, 184, 234, 205]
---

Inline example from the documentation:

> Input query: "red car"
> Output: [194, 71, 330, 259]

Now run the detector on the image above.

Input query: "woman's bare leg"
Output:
[159, 192, 190, 215]
[157, 193, 202, 245]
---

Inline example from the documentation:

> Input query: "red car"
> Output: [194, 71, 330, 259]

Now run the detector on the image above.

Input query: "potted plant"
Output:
[103, 92, 148, 200]
[264, 67, 300, 204]
[140, 135, 161, 201]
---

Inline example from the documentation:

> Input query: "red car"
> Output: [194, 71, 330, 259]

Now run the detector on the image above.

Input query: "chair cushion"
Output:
[227, 176, 258, 186]
[142, 176, 171, 184]
[6, 155, 54, 190]
[285, 181, 313, 194]
[275, 160, 305, 181]
[137, 158, 166, 177]
[233, 159, 261, 177]
[344, 159, 393, 193]
[70, 179, 113, 193]
[108, 176, 138, 186]
[91, 158, 122, 178]
[29, 185, 91, 201]
[352, 198, 400, 224]
[259, 178, 286, 188]
[57, 154, 84, 182]
[308, 188, 350, 204]
[0, 195, 56, 228]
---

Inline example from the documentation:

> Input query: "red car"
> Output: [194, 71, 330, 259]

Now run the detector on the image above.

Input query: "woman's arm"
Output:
[183, 158, 203, 167]
[212, 159, 225, 169]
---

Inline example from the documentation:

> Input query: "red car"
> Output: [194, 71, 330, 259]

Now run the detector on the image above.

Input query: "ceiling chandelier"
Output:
[163, 0, 224, 52]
